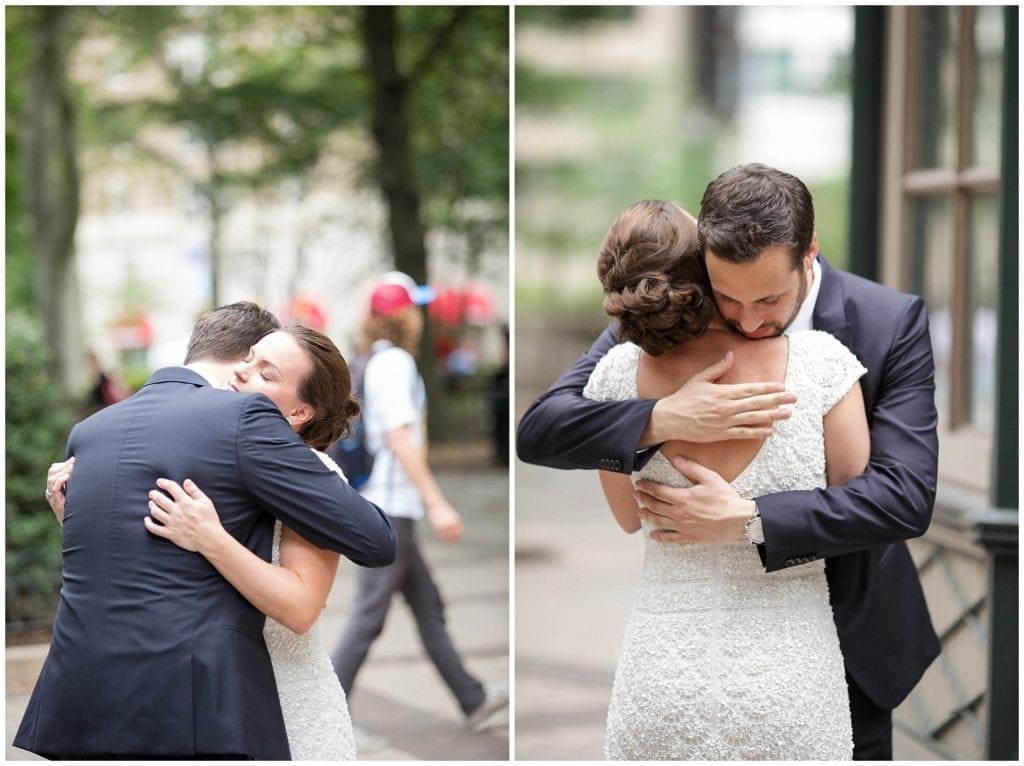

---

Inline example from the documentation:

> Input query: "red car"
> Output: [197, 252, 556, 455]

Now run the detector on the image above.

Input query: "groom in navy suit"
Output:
[518, 164, 940, 760]
[15, 302, 396, 760]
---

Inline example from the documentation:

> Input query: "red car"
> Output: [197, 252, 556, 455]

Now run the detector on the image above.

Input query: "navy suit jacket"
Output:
[517, 257, 940, 709]
[15, 367, 396, 759]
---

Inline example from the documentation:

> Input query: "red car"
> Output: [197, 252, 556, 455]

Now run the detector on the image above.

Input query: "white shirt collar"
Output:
[785, 257, 822, 335]
[185, 363, 228, 388]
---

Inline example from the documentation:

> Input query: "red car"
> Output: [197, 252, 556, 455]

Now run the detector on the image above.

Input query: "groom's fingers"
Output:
[637, 508, 678, 531]
[722, 383, 796, 403]
[650, 529, 694, 544]
[695, 352, 734, 383]
[672, 457, 719, 486]
[634, 484, 686, 520]
[730, 390, 797, 412]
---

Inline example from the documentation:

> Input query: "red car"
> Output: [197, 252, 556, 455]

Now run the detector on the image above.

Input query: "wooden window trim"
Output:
[881, 6, 996, 495]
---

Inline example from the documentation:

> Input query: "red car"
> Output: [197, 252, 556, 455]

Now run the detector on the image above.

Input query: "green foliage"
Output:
[406, 7, 509, 251]
[5, 8, 37, 313]
[76, 5, 508, 262]
[516, 58, 716, 304]
[516, 6, 634, 28]
[5, 201, 35, 314]
[515, 66, 639, 112]
[808, 177, 850, 270]
[83, 7, 367, 191]
[6, 312, 76, 633]
[515, 12, 849, 326]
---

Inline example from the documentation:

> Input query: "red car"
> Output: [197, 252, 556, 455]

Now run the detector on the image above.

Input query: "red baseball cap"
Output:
[369, 272, 436, 316]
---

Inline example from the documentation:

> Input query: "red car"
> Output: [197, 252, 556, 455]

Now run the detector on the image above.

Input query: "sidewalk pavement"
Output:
[7, 441, 509, 762]
[514, 460, 643, 760]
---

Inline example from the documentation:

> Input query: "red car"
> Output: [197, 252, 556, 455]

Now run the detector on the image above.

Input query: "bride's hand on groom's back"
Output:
[45, 457, 75, 525]
[145, 478, 228, 554]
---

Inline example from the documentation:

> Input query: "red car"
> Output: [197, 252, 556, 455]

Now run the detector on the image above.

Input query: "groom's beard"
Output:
[722, 267, 809, 339]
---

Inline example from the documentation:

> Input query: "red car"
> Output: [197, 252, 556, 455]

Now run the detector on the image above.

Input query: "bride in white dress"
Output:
[148, 326, 359, 760]
[582, 200, 867, 759]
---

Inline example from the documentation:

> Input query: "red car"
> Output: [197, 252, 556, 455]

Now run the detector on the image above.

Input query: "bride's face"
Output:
[226, 331, 314, 430]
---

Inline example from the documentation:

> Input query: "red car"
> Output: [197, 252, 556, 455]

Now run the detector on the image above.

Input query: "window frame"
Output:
[880, 6, 1001, 494]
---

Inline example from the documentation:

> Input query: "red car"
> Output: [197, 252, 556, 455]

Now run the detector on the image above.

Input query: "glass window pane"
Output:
[910, 7, 958, 170]
[908, 195, 954, 424]
[971, 6, 1004, 169]
[968, 195, 998, 431]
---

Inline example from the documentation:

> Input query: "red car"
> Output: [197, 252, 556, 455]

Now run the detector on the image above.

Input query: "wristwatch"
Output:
[744, 508, 764, 545]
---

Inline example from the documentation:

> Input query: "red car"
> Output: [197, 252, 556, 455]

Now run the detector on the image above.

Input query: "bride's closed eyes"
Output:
[239, 351, 279, 382]
[226, 332, 313, 428]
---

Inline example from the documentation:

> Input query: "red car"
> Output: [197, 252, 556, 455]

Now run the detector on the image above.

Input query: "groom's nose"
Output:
[738, 308, 764, 334]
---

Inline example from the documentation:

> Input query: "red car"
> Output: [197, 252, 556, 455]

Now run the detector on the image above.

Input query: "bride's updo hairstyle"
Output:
[597, 199, 714, 356]
[283, 325, 361, 451]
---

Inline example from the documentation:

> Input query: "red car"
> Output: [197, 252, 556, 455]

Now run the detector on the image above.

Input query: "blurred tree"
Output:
[362, 6, 508, 281]
[81, 6, 507, 304]
[516, 6, 632, 27]
[9, 5, 507, 433]
[361, 6, 433, 285]
[359, 6, 507, 435]
[81, 6, 367, 305]
[13, 7, 85, 392]
[6, 8, 36, 313]
[405, 6, 509, 271]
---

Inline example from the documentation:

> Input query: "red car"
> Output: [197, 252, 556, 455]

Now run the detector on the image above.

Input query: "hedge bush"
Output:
[6, 311, 75, 635]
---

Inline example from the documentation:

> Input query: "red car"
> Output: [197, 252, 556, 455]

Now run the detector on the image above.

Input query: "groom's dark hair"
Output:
[698, 163, 814, 270]
[184, 301, 280, 364]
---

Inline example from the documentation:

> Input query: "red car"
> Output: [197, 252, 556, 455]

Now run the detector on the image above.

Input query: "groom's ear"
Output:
[287, 403, 315, 428]
[806, 232, 819, 263]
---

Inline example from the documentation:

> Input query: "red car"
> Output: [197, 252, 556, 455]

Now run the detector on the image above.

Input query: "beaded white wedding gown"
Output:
[263, 451, 357, 761]
[584, 330, 863, 761]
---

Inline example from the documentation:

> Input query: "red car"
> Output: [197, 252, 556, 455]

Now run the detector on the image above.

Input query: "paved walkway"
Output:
[7, 443, 508, 761]
[514, 460, 643, 759]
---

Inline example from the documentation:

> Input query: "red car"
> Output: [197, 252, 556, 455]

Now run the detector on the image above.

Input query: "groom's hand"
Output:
[640, 352, 796, 448]
[634, 456, 754, 544]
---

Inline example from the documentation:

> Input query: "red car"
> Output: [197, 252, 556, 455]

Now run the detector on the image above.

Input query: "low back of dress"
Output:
[583, 329, 865, 760]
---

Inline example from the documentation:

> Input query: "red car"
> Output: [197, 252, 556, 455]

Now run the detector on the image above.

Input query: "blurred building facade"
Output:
[66, 17, 509, 392]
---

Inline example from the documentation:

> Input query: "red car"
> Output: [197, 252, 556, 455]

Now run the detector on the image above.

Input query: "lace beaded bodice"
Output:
[262, 450, 356, 761]
[585, 330, 865, 760]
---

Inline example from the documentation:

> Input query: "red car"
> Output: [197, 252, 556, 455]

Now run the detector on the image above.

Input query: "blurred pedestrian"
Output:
[330, 271, 508, 733]
[86, 352, 130, 411]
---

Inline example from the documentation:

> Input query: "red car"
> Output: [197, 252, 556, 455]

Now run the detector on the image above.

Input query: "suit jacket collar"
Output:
[812, 256, 853, 346]
[142, 366, 212, 389]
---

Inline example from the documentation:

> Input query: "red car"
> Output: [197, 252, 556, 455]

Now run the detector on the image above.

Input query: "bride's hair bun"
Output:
[335, 395, 361, 440]
[283, 325, 363, 450]
[597, 200, 713, 356]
